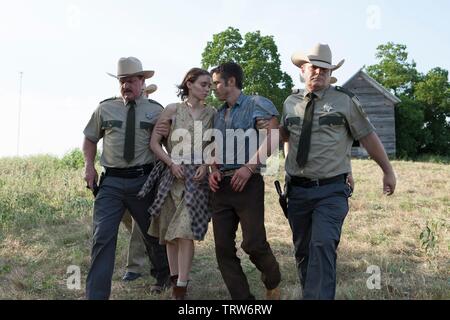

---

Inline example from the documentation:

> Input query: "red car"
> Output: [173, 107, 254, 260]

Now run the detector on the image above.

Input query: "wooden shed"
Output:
[343, 69, 401, 158]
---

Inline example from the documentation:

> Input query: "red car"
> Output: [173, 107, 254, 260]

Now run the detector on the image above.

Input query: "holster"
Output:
[93, 172, 105, 197]
[274, 180, 288, 219]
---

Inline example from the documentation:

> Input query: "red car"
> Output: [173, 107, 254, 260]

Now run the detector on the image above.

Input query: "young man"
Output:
[208, 62, 282, 300]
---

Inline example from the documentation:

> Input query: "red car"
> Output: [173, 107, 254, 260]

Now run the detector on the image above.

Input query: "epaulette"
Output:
[336, 86, 365, 111]
[291, 88, 304, 95]
[335, 86, 355, 98]
[99, 96, 119, 104]
[148, 99, 164, 109]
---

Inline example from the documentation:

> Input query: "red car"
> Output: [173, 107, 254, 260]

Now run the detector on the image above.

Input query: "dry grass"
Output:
[0, 156, 448, 300]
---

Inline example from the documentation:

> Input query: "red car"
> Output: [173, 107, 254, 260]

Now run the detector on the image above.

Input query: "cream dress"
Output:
[149, 103, 215, 244]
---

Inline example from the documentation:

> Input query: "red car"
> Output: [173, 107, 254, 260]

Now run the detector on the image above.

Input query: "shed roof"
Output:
[343, 69, 402, 105]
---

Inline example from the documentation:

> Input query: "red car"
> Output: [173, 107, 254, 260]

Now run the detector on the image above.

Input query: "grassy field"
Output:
[0, 155, 448, 300]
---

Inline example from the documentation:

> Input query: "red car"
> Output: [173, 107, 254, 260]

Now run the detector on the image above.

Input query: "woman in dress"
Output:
[148, 67, 215, 299]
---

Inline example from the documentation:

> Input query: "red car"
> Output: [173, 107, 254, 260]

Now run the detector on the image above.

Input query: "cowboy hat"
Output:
[107, 57, 154, 79]
[144, 84, 157, 95]
[291, 43, 345, 71]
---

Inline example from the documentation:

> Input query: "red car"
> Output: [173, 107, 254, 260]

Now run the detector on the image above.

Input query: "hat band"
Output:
[309, 58, 332, 65]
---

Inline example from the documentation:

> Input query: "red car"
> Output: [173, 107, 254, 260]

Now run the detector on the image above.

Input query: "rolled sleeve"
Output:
[83, 106, 103, 143]
[252, 96, 279, 120]
[348, 99, 375, 140]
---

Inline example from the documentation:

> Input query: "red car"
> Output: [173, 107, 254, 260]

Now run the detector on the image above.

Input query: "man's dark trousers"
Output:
[86, 174, 169, 300]
[212, 174, 281, 300]
[287, 181, 352, 300]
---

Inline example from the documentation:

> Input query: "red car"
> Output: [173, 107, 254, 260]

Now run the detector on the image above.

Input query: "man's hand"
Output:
[155, 120, 170, 138]
[255, 118, 270, 130]
[383, 171, 396, 196]
[346, 174, 355, 192]
[84, 165, 98, 191]
[208, 171, 222, 193]
[359, 132, 396, 196]
[230, 167, 252, 192]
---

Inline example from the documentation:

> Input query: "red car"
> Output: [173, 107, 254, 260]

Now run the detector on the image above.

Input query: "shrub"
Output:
[61, 149, 85, 170]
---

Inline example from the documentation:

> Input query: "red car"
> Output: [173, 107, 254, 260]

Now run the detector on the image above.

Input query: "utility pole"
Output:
[17, 71, 23, 156]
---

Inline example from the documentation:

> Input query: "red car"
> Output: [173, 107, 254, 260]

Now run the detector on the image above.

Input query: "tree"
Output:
[415, 68, 450, 155]
[394, 97, 427, 158]
[201, 27, 293, 113]
[366, 42, 421, 96]
[366, 43, 450, 158]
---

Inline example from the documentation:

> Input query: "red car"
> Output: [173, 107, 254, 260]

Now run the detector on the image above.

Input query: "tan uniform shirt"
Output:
[84, 95, 162, 168]
[282, 85, 374, 179]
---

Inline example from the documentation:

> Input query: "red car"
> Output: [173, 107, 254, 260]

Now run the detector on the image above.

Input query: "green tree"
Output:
[366, 42, 421, 96]
[201, 27, 293, 113]
[366, 43, 450, 158]
[394, 97, 427, 158]
[415, 68, 450, 155]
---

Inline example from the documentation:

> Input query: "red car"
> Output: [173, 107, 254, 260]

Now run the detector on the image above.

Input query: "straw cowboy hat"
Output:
[292, 43, 344, 84]
[144, 84, 157, 95]
[107, 57, 154, 79]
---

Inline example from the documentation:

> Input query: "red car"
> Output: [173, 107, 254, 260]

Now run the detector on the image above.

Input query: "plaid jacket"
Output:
[138, 161, 211, 240]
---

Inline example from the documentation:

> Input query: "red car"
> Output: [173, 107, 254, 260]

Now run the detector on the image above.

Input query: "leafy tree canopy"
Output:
[201, 27, 293, 113]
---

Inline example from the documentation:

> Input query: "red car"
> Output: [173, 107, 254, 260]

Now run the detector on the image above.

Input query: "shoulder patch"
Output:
[99, 96, 119, 104]
[335, 86, 363, 108]
[148, 99, 164, 109]
[291, 88, 304, 95]
[335, 86, 355, 98]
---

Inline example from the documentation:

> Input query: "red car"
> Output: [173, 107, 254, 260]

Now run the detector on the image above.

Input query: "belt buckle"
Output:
[311, 178, 320, 187]
[136, 167, 144, 176]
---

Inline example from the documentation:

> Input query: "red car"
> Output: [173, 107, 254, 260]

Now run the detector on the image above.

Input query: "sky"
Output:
[1, 0, 449, 157]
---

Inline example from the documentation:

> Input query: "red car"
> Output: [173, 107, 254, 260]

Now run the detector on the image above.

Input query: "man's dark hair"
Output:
[210, 62, 244, 89]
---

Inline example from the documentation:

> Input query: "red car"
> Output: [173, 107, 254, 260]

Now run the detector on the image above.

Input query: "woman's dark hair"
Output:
[177, 68, 211, 100]
[210, 62, 244, 89]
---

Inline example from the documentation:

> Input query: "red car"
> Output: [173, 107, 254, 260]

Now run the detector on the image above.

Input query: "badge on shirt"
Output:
[322, 104, 335, 113]
[145, 112, 156, 120]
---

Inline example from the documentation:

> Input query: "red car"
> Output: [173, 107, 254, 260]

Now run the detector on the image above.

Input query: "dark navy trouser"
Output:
[287, 181, 352, 300]
[86, 174, 169, 300]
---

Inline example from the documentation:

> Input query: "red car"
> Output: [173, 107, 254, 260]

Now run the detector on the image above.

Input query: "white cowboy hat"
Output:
[291, 43, 345, 71]
[144, 84, 157, 95]
[107, 57, 154, 79]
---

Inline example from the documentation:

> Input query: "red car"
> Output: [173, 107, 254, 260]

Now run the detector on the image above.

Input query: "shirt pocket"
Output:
[318, 113, 347, 143]
[285, 116, 302, 136]
[101, 120, 123, 133]
[140, 121, 154, 131]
